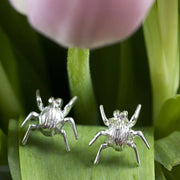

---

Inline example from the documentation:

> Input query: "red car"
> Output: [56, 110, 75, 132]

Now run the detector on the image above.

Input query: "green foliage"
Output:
[155, 162, 166, 180]
[0, 27, 23, 130]
[155, 95, 180, 138]
[116, 30, 152, 126]
[143, 0, 179, 123]
[155, 131, 180, 171]
[163, 164, 180, 180]
[0, 0, 179, 179]
[90, 44, 120, 116]
[91, 29, 152, 126]
[0, 0, 50, 115]
[0, 26, 20, 98]
[8, 120, 21, 180]
[8, 118, 154, 180]
[0, 128, 7, 165]
[68, 48, 98, 124]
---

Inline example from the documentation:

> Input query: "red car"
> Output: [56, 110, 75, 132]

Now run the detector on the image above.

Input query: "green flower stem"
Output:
[67, 48, 97, 124]
[143, 1, 179, 124]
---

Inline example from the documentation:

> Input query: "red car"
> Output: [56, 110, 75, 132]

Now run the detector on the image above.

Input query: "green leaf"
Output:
[13, 50, 50, 113]
[0, 26, 23, 131]
[0, 129, 7, 165]
[67, 48, 98, 124]
[116, 29, 152, 126]
[143, 0, 179, 122]
[155, 95, 180, 138]
[155, 162, 166, 180]
[8, 119, 22, 180]
[0, 62, 22, 128]
[155, 131, 180, 171]
[163, 164, 180, 180]
[91, 29, 152, 126]
[18, 122, 154, 180]
[0, 26, 20, 99]
[0, 0, 48, 78]
[90, 44, 120, 115]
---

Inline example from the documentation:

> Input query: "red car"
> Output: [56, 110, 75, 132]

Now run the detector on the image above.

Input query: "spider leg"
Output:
[21, 112, 39, 128]
[22, 124, 39, 145]
[36, 89, 44, 111]
[127, 142, 140, 165]
[64, 117, 78, 139]
[99, 105, 109, 126]
[56, 128, 70, 152]
[131, 130, 150, 149]
[89, 130, 108, 146]
[129, 104, 141, 127]
[62, 96, 78, 117]
[94, 143, 108, 164]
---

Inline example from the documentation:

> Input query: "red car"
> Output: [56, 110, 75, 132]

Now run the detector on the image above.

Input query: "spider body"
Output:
[39, 107, 63, 129]
[21, 90, 78, 151]
[89, 105, 150, 165]
[108, 117, 130, 148]
[109, 128, 129, 148]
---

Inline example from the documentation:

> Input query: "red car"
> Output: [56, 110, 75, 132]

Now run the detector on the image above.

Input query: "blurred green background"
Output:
[0, 0, 152, 132]
[0, 0, 180, 180]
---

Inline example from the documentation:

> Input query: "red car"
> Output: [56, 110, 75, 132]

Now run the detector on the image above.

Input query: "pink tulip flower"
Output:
[10, 0, 154, 48]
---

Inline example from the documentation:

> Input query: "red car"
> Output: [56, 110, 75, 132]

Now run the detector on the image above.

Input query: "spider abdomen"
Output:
[109, 126, 130, 146]
[39, 107, 63, 129]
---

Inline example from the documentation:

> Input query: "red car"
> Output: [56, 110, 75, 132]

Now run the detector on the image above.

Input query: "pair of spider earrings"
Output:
[21, 90, 150, 165]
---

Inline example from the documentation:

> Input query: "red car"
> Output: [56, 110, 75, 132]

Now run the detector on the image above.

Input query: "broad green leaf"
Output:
[8, 119, 21, 180]
[19, 122, 154, 180]
[155, 95, 180, 138]
[143, 1, 179, 122]
[155, 162, 166, 180]
[155, 131, 180, 171]
[67, 48, 98, 124]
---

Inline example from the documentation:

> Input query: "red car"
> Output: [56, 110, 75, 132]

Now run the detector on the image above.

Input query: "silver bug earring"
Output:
[21, 90, 78, 151]
[89, 104, 150, 165]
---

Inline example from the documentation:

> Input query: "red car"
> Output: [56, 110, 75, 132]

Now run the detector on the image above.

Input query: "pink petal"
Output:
[9, 0, 27, 15]
[28, 0, 154, 48]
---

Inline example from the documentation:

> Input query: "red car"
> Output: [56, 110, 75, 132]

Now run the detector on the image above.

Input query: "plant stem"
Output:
[67, 48, 97, 124]
[143, 1, 179, 124]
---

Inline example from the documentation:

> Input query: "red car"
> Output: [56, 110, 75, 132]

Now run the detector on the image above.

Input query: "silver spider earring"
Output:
[21, 90, 78, 151]
[89, 104, 150, 165]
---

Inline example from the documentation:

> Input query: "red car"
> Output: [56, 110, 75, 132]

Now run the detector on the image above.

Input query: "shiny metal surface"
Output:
[21, 90, 78, 151]
[89, 104, 150, 165]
